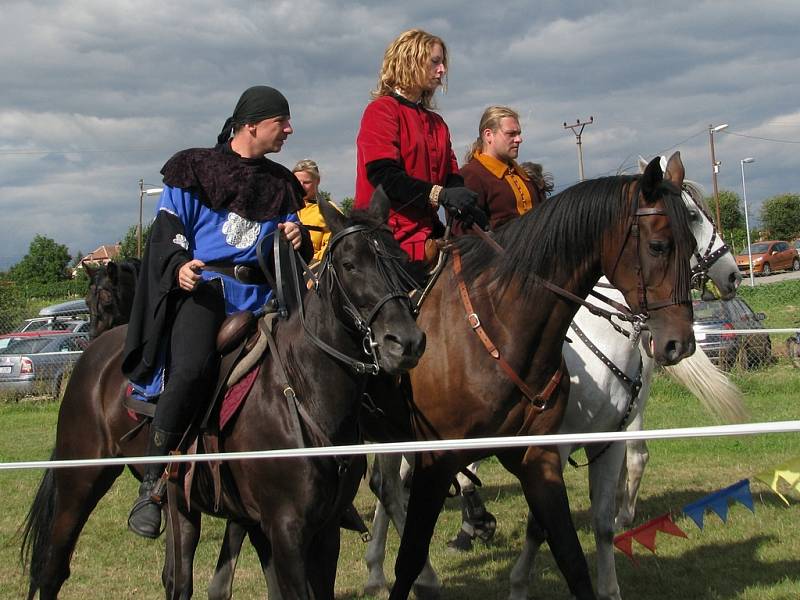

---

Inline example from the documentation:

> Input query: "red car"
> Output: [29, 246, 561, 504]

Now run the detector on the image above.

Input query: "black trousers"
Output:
[152, 280, 226, 436]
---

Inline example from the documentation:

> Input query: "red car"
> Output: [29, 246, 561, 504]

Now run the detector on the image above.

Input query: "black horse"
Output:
[84, 259, 140, 339]
[21, 192, 426, 600]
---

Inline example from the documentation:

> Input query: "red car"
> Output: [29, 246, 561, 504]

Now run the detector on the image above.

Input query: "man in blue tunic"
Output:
[122, 85, 312, 538]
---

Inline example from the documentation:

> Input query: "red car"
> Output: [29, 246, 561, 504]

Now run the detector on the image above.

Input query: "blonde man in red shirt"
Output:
[355, 29, 487, 272]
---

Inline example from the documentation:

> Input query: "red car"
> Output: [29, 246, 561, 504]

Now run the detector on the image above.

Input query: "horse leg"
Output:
[588, 442, 627, 600]
[364, 454, 397, 596]
[207, 520, 248, 600]
[268, 513, 314, 600]
[389, 457, 452, 600]
[24, 464, 123, 600]
[448, 460, 496, 552]
[616, 439, 648, 529]
[307, 521, 341, 600]
[162, 506, 201, 600]
[507, 511, 547, 600]
[367, 453, 441, 598]
[500, 448, 596, 600]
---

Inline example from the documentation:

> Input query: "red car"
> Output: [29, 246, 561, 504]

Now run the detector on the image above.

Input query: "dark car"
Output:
[692, 298, 772, 370]
[0, 333, 90, 399]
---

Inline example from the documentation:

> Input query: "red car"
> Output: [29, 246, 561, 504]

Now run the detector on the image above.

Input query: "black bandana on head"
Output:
[216, 85, 291, 145]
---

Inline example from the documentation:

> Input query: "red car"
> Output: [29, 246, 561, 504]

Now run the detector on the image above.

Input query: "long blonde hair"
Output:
[465, 106, 520, 162]
[372, 29, 447, 110]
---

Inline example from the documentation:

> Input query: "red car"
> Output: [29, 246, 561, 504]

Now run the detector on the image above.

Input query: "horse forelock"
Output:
[457, 176, 632, 295]
[656, 178, 696, 304]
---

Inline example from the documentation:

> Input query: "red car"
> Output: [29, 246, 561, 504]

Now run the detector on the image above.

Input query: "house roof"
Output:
[81, 244, 120, 265]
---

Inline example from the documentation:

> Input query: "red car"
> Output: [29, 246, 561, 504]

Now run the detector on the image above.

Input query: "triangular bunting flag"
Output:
[755, 457, 800, 506]
[682, 480, 754, 529]
[613, 513, 688, 565]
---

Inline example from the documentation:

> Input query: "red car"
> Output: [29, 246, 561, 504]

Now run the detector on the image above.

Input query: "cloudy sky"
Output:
[1, 0, 799, 269]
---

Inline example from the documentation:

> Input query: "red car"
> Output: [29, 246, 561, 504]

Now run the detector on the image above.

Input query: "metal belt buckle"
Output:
[467, 313, 481, 329]
[234, 264, 248, 283]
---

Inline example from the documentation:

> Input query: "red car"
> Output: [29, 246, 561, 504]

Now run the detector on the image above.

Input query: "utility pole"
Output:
[138, 179, 144, 259]
[708, 123, 728, 235]
[564, 116, 593, 181]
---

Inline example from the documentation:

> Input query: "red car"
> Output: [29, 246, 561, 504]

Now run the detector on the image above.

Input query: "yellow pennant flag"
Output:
[754, 457, 800, 506]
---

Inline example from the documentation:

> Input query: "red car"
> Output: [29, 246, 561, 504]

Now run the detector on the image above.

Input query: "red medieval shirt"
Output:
[355, 94, 459, 261]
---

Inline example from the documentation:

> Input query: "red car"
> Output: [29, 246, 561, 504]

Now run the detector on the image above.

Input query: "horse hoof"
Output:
[363, 582, 389, 598]
[412, 583, 442, 600]
[446, 530, 473, 552]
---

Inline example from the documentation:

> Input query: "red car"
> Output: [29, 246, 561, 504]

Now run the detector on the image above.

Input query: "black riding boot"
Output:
[446, 489, 497, 552]
[128, 427, 182, 539]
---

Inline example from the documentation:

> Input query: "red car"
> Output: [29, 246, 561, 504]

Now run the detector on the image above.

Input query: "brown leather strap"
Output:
[452, 248, 562, 413]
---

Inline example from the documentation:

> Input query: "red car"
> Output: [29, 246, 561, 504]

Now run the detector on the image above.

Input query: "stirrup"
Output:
[128, 495, 165, 539]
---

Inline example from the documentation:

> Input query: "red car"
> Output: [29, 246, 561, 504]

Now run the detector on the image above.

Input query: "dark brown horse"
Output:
[84, 259, 140, 339]
[20, 193, 426, 600]
[372, 153, 696, 600]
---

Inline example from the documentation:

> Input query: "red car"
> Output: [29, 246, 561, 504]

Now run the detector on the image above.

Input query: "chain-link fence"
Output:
[0, 281, 90, 402]
[1, 275, 799, 401]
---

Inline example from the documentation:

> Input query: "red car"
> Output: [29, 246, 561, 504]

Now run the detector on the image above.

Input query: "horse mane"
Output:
[457, 174, 696, 301]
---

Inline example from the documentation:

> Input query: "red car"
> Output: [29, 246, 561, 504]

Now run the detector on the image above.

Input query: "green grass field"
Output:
[1, 359, 799, 599]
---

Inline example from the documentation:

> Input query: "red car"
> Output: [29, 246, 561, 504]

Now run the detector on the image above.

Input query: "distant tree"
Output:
[118, 223, 152, 261]
[71, 250, 84, 268]
[716, 190, 745, 232]
[760, 193, 800, 240]
[318, 189, 333, 204]
[340, 196, 354, 216]
[9, 235, 72, 284]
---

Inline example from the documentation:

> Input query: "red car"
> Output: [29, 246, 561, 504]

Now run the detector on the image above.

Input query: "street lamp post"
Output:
[740, 157, 756, 287]
[138, 180, 163, 258]
[708, 123, 728, 235]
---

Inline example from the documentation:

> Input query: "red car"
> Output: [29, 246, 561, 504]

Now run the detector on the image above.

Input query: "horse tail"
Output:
[663, 345, 749, 423]
[20, 453, 57, 599]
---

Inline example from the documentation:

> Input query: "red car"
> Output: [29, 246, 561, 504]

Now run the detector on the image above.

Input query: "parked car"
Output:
[0, 332, 90, 399]
[692, 297, 772, 370]
[735, 240, 800, 276]
[0, 299, 90, 346]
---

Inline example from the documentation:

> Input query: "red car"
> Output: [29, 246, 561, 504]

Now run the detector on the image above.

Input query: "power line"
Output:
[720, 131, 800, 144]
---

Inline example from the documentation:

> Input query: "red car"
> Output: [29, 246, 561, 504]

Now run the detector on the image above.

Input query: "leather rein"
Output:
[258, 224, 413, 375]
[450, 181, 685, 419]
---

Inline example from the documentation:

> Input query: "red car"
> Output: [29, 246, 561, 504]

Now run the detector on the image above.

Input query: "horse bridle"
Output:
[682, 187, 731, 290]
[606, 178, 692, 319]
[291, 224, 413, 375]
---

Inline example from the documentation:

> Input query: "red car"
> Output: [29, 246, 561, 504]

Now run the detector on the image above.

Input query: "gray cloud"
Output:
[1, 0, 798, 268]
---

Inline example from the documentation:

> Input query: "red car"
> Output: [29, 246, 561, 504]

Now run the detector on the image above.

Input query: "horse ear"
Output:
[106, 261, 119, 284]
[640, 156, 663, 202]
[368, 185, 391, 224]
[637, 156, 649, 174]
[317, 195, 347, 234]
[663, 151, 685, 189]
[83, 262, 98, 280]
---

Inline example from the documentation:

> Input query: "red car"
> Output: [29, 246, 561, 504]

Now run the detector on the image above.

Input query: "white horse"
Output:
[363, 175, 745, 600]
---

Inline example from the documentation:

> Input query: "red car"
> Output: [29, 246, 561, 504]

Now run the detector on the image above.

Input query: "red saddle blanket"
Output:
[126, 364, 260, 431]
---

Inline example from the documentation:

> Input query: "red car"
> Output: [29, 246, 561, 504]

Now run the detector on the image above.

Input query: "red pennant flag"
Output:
[614, 513, 688, 565]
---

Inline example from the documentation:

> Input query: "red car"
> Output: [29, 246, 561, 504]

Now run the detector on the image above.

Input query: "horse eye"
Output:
[648, 240, 670, 255]
[342, 261, 356, 272]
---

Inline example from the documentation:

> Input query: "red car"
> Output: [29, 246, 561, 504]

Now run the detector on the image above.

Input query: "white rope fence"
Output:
[2, 420, 799, 471]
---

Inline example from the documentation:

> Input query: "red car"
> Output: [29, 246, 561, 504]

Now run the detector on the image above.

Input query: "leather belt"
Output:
[203, 263, 268, 285]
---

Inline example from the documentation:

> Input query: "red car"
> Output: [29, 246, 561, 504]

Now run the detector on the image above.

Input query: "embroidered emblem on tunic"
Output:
[172, 234, 189, 250]
[222, 213, 261, 249]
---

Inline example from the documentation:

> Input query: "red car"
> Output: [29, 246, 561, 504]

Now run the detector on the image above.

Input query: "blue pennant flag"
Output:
[682, 479, 754, 530]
